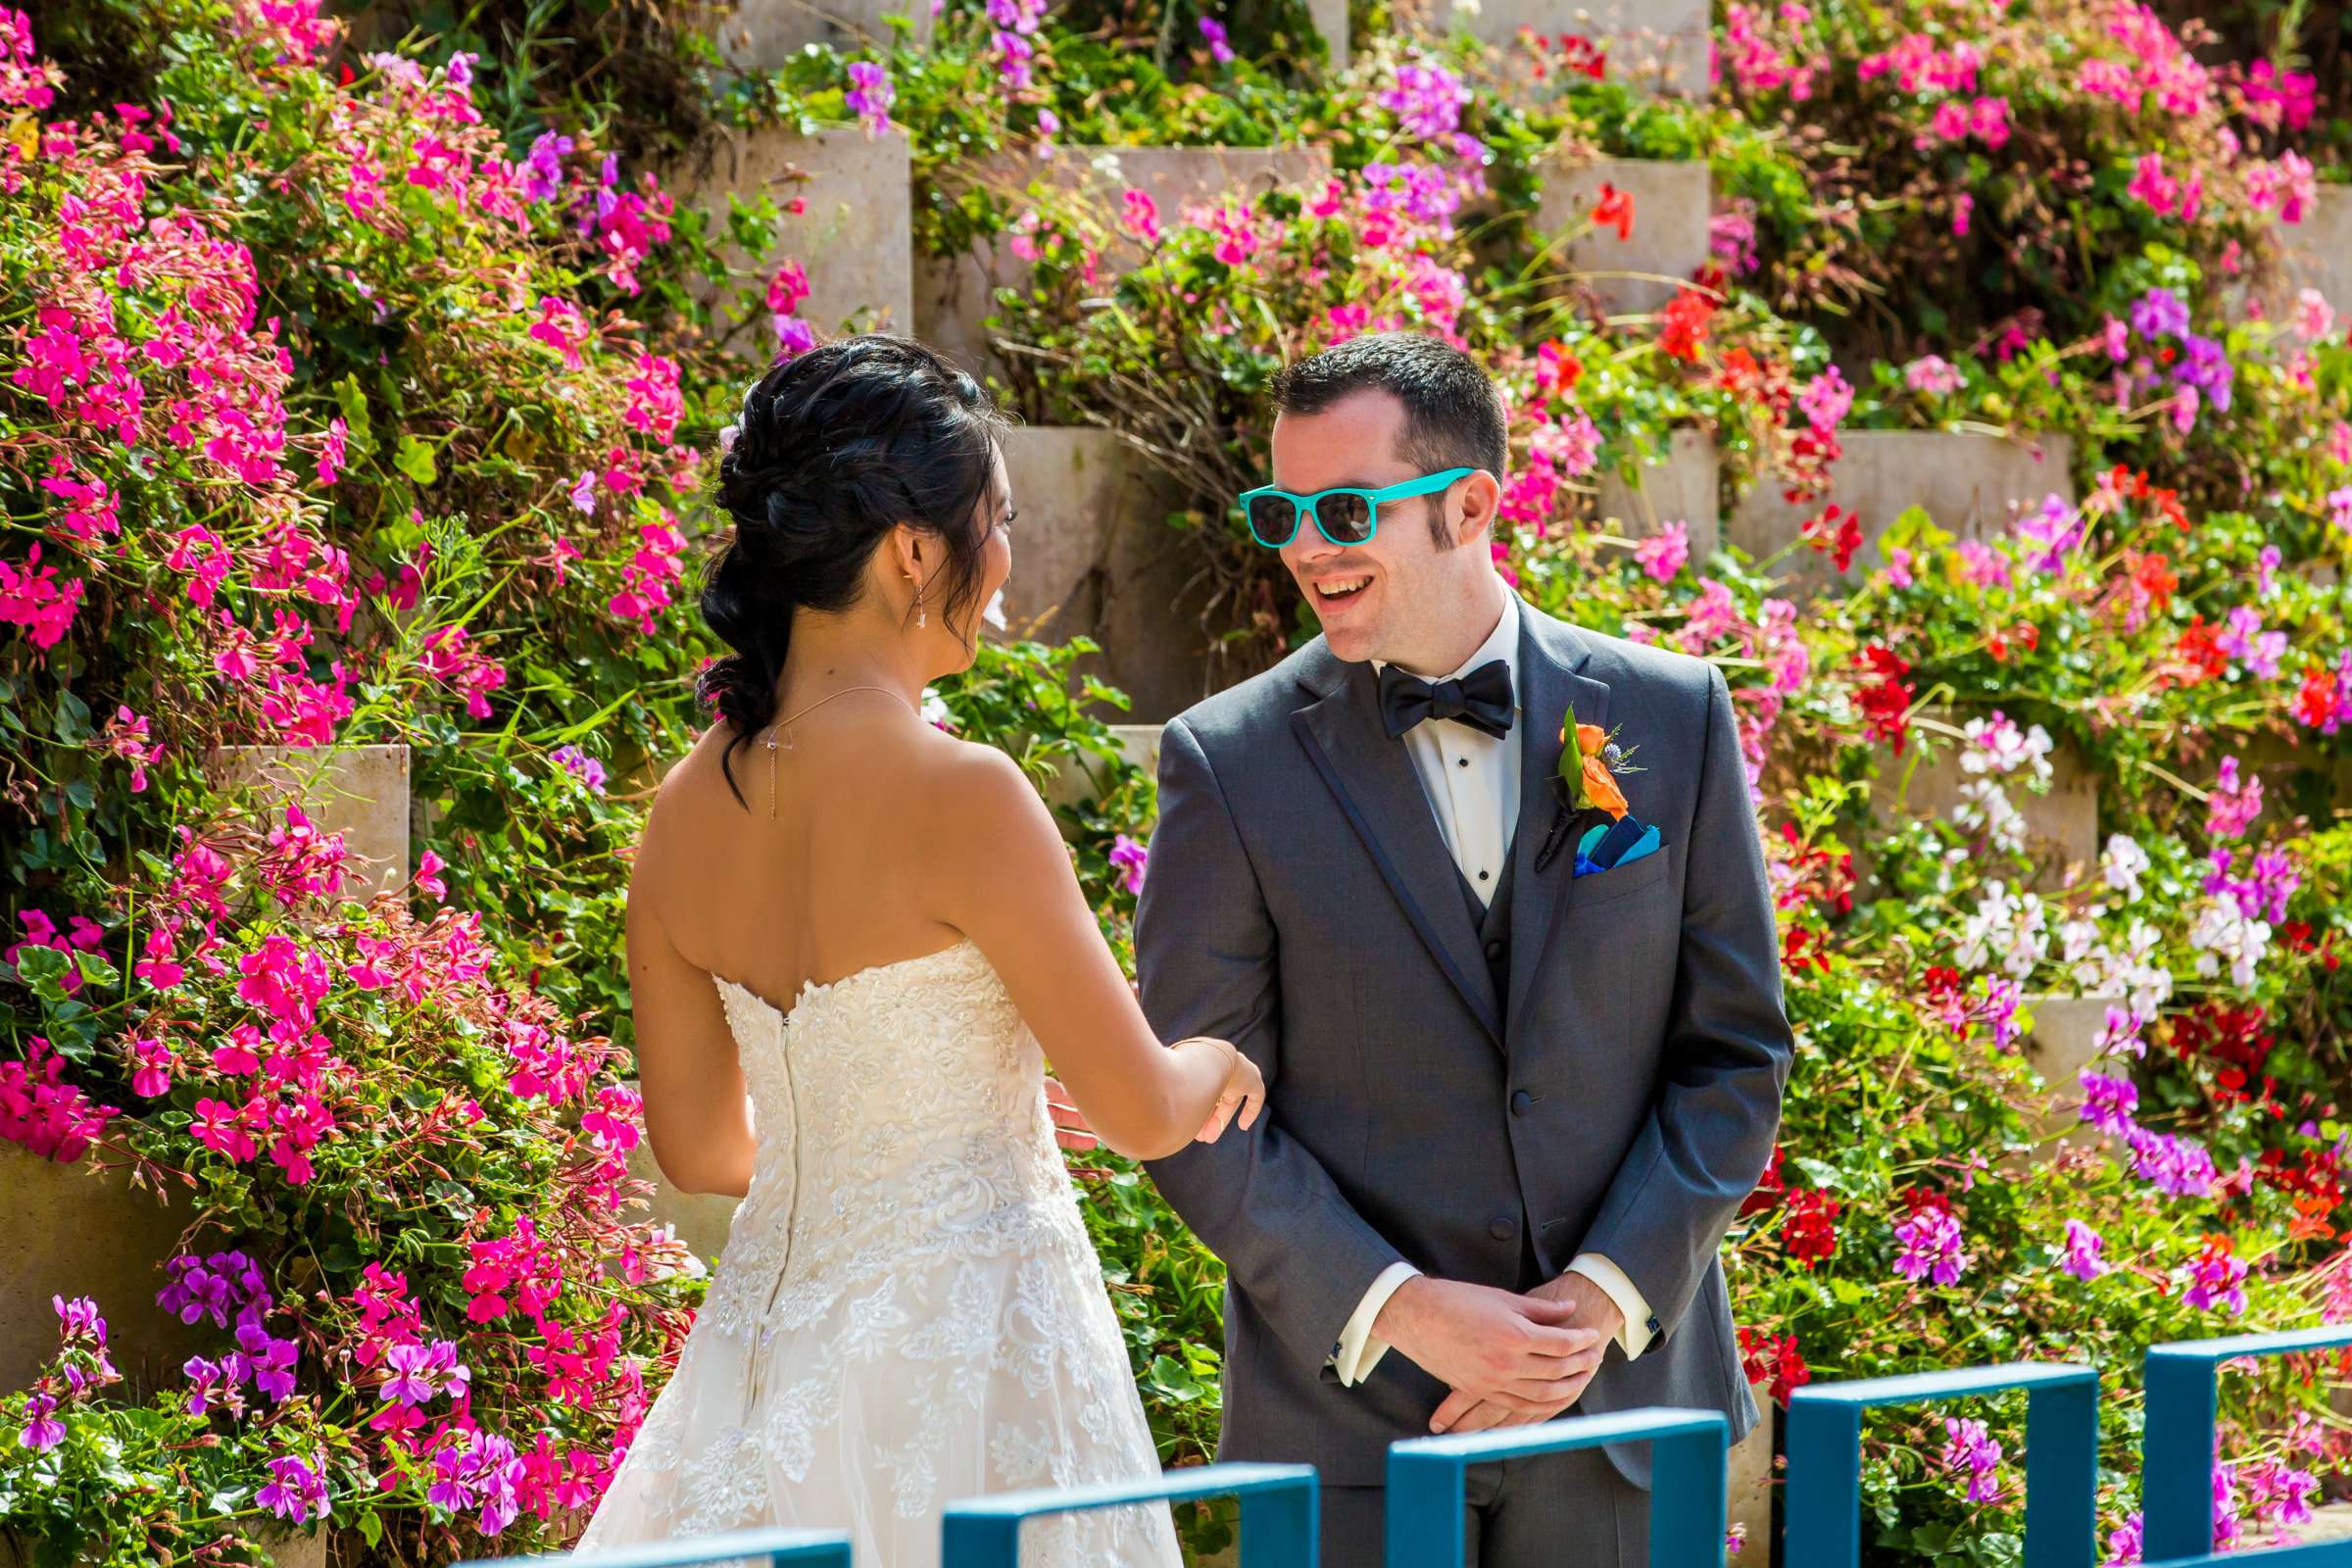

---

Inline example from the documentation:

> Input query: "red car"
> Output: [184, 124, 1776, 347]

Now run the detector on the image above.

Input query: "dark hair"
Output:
[1268, 332, 1507, 546]
[696, 335, 1008, 808]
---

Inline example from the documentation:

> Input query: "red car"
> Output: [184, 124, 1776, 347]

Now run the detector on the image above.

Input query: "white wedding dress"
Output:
[575, 939, 1185, 1568]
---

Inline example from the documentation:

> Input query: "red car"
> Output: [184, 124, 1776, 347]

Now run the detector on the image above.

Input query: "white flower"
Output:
[1961, 712, 2055, 782]
[1954, 777, 2029, 856]
[1955, 880, 2049, 979]
[919, 687, 954, 729]
[2188, 899, 2272, 989]
[2101, 833, 2150, 903]
[984, 588, 1008, 632]
[1089, 151, 1125, 183]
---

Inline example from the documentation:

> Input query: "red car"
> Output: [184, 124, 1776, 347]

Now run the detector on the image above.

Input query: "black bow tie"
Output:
[1377, 659, 1514, 742]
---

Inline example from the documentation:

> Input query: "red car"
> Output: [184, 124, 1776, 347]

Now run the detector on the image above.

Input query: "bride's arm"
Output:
[925, 743, 1262, 1161]
[625, 792, 758, 1199]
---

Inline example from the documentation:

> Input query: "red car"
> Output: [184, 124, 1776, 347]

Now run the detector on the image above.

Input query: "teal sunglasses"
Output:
[1239, 466, 1477, 548]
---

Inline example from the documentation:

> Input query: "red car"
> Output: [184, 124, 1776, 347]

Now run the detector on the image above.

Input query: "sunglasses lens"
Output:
[1248, 494, 1300, 546]
[1312, 492, 1374, 545]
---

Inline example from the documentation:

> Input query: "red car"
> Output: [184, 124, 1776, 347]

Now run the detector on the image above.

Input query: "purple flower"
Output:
[431, 1432, 525, 1535]
[845, 61, 895, 135]
[2105, 1511, 2144, 1566]
[380, 1342, 437, 1406]
[2060, 1219, 2107, 1282]
[2131, 286, 2190, 341]
[2248, 849, 2298, 924]
[158, 1250, 269, 1330]
[1198, 15, 1235, 63]
[445, 50, 476, 88]
[567, 470, 597, 515]
[1379, 61, 1470, 141]
[1109, 834, 1149, 896]
[520, 131, 573, 205]
[2180, 1240, 2248, 1316]
[551, 745, 608, 794]
[774, 316, 820, 360]
[2129, 1125, 2217, 1197]
[1940, 1416, 2004, 1502]
[2078, 1069, 2138, 1137]
[183, 1354, 234, 1418]
[257, 1451, 330, 1524]
[1893, 1206, 1969, 1287]
[52, 1295, 105, 1345]
[18, 1393, 63, 1452]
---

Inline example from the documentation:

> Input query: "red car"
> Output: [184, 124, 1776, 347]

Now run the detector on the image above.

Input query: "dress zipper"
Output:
[741, 1038, 802, 1418]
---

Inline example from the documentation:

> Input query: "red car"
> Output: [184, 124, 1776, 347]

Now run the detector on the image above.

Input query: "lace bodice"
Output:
[700, 939, 1080, 1343]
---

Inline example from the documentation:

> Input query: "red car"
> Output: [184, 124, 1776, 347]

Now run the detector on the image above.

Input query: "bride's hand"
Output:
[1189, 1040, 1264, 1145]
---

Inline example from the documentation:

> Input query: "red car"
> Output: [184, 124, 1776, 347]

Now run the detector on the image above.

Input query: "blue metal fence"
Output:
[480, 1326, 2352, 1568]
[1786, 1361, 2098, 1568]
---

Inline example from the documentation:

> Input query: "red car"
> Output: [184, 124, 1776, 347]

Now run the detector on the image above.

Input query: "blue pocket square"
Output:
[1571, 818, 1663, 878]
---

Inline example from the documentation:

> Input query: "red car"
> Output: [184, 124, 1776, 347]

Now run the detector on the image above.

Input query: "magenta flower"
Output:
[1197, 15, 1235, 64]
[845, 61, 895, 135]
[1109, 834, 1149, 896]
[1939, 1416, 2004, 1502]
[551, 745, 607, 793]
[2060, 1219, 2106, 1282]
[18, 1392, 63, 1452]
[2180, 1236, 2248, 1316]
[257, 1450, 330, 1524]
[1893, 1205, 1969, 1286]
[2205, 757, 2263, 839]
[1121, 189, 1161, 246]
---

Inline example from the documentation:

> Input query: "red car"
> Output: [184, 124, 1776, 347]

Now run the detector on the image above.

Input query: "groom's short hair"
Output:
[1268, 333, 1507, 546]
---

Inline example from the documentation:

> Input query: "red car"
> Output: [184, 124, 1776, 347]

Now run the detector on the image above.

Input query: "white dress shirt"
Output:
[1330, 585, 1655, 1386]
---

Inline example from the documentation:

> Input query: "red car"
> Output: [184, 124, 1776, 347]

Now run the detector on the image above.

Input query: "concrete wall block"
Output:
[680, 126, 914, 343]
[919, 145, 1333, 380]
[209, 744, 411, 901]
[1540, 156, 1713, 318]
[624, 1129, 742, 1265]
[1592, 427, 1720, 562]
[1307, 0, 1349, 70]
[0, 1143, 203, 1399]
[1441, 0, 1709, 98]
[2270, 183, 2352, 318]
[2023, 994, 2128, 1149]
[714, 0, 933, 69]
[999, 425, 1214, 723]
[1727, 431, 2076, 597]
[1870, 713, 2099, 892]
[1729, 1379, 1778, 1566]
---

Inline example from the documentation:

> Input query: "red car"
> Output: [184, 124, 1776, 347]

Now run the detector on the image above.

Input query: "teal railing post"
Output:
[466, 1527, 854, 1567]
[1385, 1406, 1728, 1568]
[2142, 1326, 2352, 1566]
[940, 1461, 1317, 1568]
[1785, 1363, 2098, 1568]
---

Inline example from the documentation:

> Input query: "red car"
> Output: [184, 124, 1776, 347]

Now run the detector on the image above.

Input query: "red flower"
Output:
[1801, 504, 1863, 571]
[1556, 31, 1608, 78]
[1592, 181, 1635, 241]
[1739, 1326, 1812, 1404]
[1659, 288, 1717, 361]
[1785, 1187, 1841, 1269]
[1741, 1145, 1788, 1216]
[1855, 645, 1915, 752]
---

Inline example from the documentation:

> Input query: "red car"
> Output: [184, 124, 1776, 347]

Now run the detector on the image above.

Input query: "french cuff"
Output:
[1567, 1252, 1656, 1360]
[1331, 1261, 1422, 1387]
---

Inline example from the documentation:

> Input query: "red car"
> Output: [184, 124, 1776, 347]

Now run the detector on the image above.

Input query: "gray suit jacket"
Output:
[1136, 602, 1791, 1489]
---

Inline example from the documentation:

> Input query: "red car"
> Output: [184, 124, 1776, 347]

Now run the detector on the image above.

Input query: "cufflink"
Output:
[1646, 1315, 1661, 1336]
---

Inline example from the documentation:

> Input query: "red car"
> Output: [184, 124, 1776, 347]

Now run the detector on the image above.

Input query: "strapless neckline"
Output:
[709, 937, 982, 1029]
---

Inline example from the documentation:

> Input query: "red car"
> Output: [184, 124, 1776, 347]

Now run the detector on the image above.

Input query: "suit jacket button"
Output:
[1509, 1089, 1532, 1116]
[1484, 938, 1506, 962]
[1489, 1217, 1515, 1241]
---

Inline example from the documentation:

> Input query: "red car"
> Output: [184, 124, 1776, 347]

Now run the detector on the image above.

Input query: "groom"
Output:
[1137, 332, 1791, 1565]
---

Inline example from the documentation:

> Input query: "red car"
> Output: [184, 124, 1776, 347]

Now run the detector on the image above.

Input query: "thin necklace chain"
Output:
[763, 685, 915, 817]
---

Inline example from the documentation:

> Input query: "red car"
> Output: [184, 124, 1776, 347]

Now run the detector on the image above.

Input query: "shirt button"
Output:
[1477, 869, 1490, 882]
[1457, 757, 1470, 767]
[1510, 1089, 1532, 1115]
[1489, 1217, 1516, 1241]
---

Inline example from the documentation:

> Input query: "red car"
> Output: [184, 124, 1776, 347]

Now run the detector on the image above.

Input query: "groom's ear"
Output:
[1451, 469, 1503, 545]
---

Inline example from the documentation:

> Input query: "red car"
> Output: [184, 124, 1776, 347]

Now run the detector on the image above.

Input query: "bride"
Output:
[576, 336, 1259, 1566]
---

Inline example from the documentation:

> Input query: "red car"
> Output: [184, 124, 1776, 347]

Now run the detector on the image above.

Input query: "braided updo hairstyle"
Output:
[696, 335, 1009, 808]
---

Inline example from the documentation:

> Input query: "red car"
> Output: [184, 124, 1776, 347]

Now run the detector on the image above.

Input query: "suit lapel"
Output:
[1506, 609, 1612, 1034]
[1291, 647, 1502, 1048]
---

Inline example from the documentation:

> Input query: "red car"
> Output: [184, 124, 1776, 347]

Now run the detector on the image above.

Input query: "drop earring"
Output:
[906, 570, 927, 630]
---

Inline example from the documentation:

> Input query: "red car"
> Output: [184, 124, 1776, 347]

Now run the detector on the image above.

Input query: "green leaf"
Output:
[393, 434, 440, 485]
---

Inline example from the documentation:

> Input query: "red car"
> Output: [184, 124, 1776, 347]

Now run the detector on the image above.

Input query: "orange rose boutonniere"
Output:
[1555, 713, 1636, 818]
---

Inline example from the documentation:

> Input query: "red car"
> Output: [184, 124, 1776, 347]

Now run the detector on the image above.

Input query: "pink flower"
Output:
[1635, 522, 1690, 583]
[1904, 355, 1961, 395]
[2129, 152, 2178, 216]
[1121, 189, 1161, 246]
[1108, 835, 1148, 895]
[2180, 1235, 2247, 1316]
[1893, 1205, 1969, 1286]
[1940, 1416, 2004, 1503]
[2293, 288, 2336, 342]
[2206, 757, 2263, 839]
[845, 61, 895, 135]
[1951, 192, 1972, 237]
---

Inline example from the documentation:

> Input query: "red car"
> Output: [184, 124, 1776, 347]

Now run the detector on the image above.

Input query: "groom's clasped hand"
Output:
[1373, 1273, 1614, 1436]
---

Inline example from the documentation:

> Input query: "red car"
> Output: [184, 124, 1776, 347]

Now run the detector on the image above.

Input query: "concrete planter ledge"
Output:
[1538, 157, 1713, 318]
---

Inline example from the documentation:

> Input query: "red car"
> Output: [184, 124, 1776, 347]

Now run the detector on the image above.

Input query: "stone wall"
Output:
[1438, 0, 1710, 97]
[1728, 431, 2076, 597]
[1593, 427, 1720, 562]
[714, 0, 933, 65]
